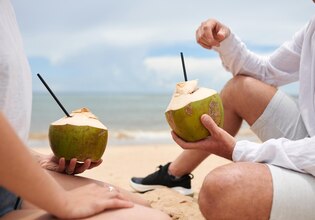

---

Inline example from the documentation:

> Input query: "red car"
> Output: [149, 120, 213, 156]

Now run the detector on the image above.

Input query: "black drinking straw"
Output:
[180, 52, 188, 81]
[37, 73, 71, 117]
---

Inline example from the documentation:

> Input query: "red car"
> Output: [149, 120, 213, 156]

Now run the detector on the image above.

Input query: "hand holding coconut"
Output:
[37, 74, 107, 173]
[49, 108, 108, 164]
[38, 154, 102, 175]
[172, 114, 236, 160]
[165, 80, 224, 142]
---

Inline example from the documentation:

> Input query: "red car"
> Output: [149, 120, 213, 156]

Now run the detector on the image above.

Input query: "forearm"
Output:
[0, 113, 66, 215]
[213, 32, 300, 86]
[233, 137, 315, 176]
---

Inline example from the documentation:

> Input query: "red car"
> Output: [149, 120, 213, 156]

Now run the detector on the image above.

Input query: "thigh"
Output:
[251, 90, 308, 141]
[21, 170, 149, 209]
[2, 204, 170, 220]
[268, 165, 315, 220]
[0, 187, 21, 217]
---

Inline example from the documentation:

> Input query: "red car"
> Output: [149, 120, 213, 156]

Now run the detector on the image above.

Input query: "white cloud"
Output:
[144, 55, 232, 91]
[11, 0, 314, 94]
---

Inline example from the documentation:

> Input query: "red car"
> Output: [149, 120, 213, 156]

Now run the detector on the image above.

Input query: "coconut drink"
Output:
[165, 80, 224, 142]
[49, 108, 108, 162]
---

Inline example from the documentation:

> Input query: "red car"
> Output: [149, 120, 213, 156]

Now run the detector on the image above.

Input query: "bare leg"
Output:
[198, 162, 273, 220]
[169, 75, 277, 176]
[2, 204, 171, 220]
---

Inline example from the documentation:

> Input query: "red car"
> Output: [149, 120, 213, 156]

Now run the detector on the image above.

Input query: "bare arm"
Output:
[0, 113, 133, 219]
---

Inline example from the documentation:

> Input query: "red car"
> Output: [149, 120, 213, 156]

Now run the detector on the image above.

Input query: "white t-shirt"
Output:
[0, 0, 32, 143]
[214, 16, 315, 176]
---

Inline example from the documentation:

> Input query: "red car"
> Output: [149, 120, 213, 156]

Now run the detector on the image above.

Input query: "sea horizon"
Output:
[29, 91, 174, 148]
[28, 91, 262, 148]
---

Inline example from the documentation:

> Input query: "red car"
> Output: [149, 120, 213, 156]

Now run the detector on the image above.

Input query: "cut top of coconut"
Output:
[166, 80, 218, 111]
[174, 80, 199, 96]
[51, 108, 107, 129]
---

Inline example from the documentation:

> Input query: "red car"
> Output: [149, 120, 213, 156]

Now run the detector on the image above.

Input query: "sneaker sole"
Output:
[129, 180, 194, 196]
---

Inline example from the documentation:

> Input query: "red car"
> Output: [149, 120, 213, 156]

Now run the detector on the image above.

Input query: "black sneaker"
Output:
[130, 162, 194, 196]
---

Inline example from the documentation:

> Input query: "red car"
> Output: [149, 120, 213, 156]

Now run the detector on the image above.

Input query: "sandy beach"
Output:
[27, 89, 261, 219]
[34, 143, 231, 219]
[29, 125, 259, 219]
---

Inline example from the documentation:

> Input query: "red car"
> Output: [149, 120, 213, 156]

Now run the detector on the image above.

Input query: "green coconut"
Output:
[49, 108, 108, 162]
[165, 80, 224, 142]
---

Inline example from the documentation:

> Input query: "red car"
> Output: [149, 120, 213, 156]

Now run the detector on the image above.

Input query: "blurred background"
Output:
[11, 0, 314, 147]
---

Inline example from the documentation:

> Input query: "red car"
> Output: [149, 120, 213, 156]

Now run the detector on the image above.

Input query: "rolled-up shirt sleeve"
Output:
[232, 137, 315, 176]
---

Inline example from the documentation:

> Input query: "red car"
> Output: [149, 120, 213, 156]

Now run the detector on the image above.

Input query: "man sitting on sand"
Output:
[131, 1, 315, 219]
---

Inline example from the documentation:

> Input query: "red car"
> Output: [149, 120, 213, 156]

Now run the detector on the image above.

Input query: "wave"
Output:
[27, 129, 174, 148]
[27, 125, 259, 148]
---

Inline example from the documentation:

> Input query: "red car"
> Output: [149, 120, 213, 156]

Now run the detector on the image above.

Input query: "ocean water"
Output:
[28, 92, 258, 148]
[28, 92, 174, 147]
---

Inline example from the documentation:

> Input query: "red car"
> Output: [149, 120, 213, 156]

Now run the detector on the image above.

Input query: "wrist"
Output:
[217, 137, 236, 160]
[48, 190, 73, 218]
[213, 32, 236, 55]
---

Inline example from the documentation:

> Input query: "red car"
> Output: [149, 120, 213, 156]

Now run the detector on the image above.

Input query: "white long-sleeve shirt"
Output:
[0, 0, 32, 142]
[214, 16, 315, 176]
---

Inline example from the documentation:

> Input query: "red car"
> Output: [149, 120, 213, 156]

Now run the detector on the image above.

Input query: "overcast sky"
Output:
[11, 0, 314, 94]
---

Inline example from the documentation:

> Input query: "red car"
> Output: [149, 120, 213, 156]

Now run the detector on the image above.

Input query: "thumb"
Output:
[216, 28, 228, 42]
[200, 114, 219, 135]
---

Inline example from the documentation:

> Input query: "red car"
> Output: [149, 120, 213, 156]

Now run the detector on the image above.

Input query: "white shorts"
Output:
[251, 89, 308, 142]
[250, 90, 315, 220]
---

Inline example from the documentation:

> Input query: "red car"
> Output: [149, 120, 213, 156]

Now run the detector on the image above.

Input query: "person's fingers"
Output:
[195, 27, 201, 42]
[102, 198, 134, 209]
[104, 190, 133, 205]
[74, 159, 103, 174]
[94, 187, 134, 209]
[51, 155, 59, 163]
[198, 19, 231, 48]
[203, 20, 222, 46]
[88, 159, 103, 169]
[74, 159, 91, 174]
[171, 131, 188, 147]
[57, 157, 66, 173]
[171, 131, 197, 150]
[200, 33, 220, 47]
[198, 41, 213, 50]
[196, 28, 211, 48]
[200, 114, 219, 137]
[202, 21, 215, 39]
[171, 131, 211, 152]
[65, 158, 77, 175]
[199, 33, 220, 48]
[216, 28, 227, 41]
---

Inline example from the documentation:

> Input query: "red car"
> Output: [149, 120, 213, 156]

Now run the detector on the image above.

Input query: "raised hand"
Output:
[196, 19, 231, 49]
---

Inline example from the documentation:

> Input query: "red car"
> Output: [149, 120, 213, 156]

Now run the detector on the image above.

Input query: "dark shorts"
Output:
[0, 187, 22, 217]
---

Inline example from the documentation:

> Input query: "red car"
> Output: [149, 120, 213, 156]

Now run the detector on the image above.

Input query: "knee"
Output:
[220, 75, 256, 106]
[198, 164, 243, 219]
